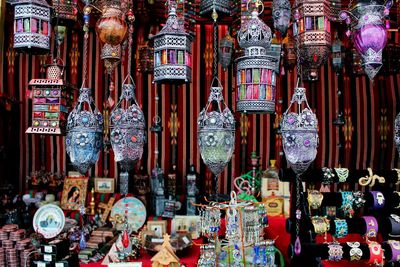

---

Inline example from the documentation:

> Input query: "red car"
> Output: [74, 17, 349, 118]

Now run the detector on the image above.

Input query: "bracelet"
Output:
[333, 219, 348, 238]
[322, 167, 335, 185]
[340, 191, 354, 218]
[346, 242, 362, 261]
[386, 240, 400, 263]
[393, 168, 400, 185]
[327, 242, 343, 261]
[307, 190, 324, 210]
[367, 241, 383, 266]
[311, 216, 330, 235]
[352, 191, 365, 209]
[359, 168, 385, 187]
[363, 216, 378, 238]
[389, 214, 400, 237]
[335, 168, 349, 183]
[394, 191, 400, 209]
[370, 191, 385, 209]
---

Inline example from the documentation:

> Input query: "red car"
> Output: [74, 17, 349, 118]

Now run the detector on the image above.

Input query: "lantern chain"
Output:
[212, 9, 218, 79]
[83, 32, 89, 87]
[127, 24, 133, 78]
[295, 23, 301, 87]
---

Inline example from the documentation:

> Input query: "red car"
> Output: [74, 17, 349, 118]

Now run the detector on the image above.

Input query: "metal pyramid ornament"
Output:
[66, 88, 103, 174]
[395, 112, 400, 156]
[198, 78, 235, 177]
[281, 87, 318, 175]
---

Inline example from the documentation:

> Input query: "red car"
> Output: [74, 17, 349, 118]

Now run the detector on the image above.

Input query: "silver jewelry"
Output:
[335, 168, 349, 183]
[347, 242, 362, 261]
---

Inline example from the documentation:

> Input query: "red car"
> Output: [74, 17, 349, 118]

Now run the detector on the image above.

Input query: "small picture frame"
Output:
[94, 178, 115, 194]
[171, 215, 200, 239]
[147, 220, 167, 238]
[61, 177, 88, 210]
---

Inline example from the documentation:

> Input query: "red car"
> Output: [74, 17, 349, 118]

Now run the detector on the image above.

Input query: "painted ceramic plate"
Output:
[110, 197, 147, 231]
[33, 204, 65, 239]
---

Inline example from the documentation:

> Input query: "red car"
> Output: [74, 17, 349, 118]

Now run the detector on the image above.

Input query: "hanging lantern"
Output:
[51, 0, 77, 24]
[272, 0, 291, 36]
[395, 113, 400, 156]
[330, 0, 341, 22]
[200, 0, 232, 15]
[339, 0, 393, 80]
[282, 33, 296, 71]
[332, 32, 344, 74]
[152, 5, 193, 83]
[281, 87, 318, 175]
[345, 45, 364, 75]
[12, 0, 51, 53]
[101, 43, 121, 74]
[197, 79, 235, 178]
[293, 0, 331, 81]
[26, 60, 71, 135]
[66, 88, 103, 175]
[110, 77, 146, 194]
[219, 32, 234, 71]
[96, 5, 128, 46]
[383, 41, 400, 74]
[138, 44, 154, 73]
[236, 1, 280, 114]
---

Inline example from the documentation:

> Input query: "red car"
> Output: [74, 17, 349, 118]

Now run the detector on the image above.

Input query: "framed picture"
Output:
[147, 220, 167, 238]
[94, 178, 115, 193]
[61, 177, 88, 210]
[171, 215, 200, 239]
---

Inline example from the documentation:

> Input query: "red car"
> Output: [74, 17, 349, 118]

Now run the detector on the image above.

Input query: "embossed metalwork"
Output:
[200, 0, 232, 15]
[281, 87, 319, 175]
[273, 0, 291, 35]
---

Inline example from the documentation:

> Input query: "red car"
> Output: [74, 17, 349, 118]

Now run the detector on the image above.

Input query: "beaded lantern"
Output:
[339, 0, 393, 80]
[110, 77, 146, 193]
[395, 113, 400, 157]
[200, 0, 232, 15]
[293, 0, 331, 81]
[66, 88, 103, 175]
[152, 5, 193, 83]
[332, 33, 344, 74]
[219, 32, 234, 71]
[12, 0, 51, 53]
[26, 61, 70, 135]
[236, 1, 281, 114]
[281, 87, 318, 175]
[197, 79, 235, 182]
[101, 43, 121, 74]
[272, 0, 291, 36]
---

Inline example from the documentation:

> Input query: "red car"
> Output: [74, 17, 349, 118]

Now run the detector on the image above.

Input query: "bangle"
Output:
[389, 214, 400, 237]
[393, 168, 400, 185]
[370, 191, 385, 209]
[311, 216, 330, 235]
[333, 219, 348, 238]
[346, 242, 362, 261]
[386, 240, 400, 263]
[352, 191, 365, 209]
[335, 168, 349, 183]
[367, 241, 383, 266]
[363, 216, 378, 238]
[328, 242, 343, 261]
[340, 191, 354, 217]
[307, 190, 324, 210]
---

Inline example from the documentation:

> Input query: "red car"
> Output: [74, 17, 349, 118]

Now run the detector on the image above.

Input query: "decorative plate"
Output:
[110, 197, 147, 231]
[33, 204, 65, 239]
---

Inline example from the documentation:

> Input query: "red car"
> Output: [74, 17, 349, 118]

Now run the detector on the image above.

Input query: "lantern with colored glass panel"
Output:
[152, 5, 193, 83]
[12, 0, 51, 53]
[293, 0, 331, 81]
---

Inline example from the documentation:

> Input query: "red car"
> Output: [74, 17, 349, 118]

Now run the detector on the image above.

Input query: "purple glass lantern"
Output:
[339, 0, 393, 80]
[281, 87, 319, 175]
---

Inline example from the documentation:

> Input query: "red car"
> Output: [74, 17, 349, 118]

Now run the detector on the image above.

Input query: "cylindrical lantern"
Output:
[273, 0, 291, 36]
[152, 6, 193, 83]
[339, 0, 393, 80]
[12, 0, 51, 53]
[293, 0, 331, 81]
[101, 43, 121, 74]
[200, 0, 232, 15]
[66, 88, 103, 175]
[219, 32, 234, 71]
[332, 33, 344, 74]
[96, 5, 128, 46]
[236, 1, 280, 114]
[281, 87, 319, 175]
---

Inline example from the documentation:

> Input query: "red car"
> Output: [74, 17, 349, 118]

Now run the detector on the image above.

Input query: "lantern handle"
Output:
[122, 74, 135, 86]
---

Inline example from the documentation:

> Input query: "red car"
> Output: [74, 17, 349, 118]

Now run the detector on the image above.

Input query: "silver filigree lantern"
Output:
[198, 79, 235, 185]
[293, 0, 331, 81]
[152, 5, 193, 83]
[273, 0, 291, 36]
[281, 87, 318, 175]
[66, 88, 103, 175]
[236, 1, 281, 114]
[110, 77, 146, 194]
[219, 32, 234, 71]
[12, 0, 51, 53]
[395, 113, 400, 156]
[200, 0, 232, 15]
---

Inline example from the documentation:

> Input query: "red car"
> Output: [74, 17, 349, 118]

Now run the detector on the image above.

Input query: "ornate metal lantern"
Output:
[395, 112, 400, 157]
[152, 5, 193, 83]
[332, 33, 344, 74]
[12, 0, 51, 53]
[110, 77, 146, 193]
[293, 0, 331, 81]
[197, 79, 235, 184]
[273, 0, 291, 36]
[236, 1, 280, 114]
[138, 45, 154, 73]
[200, 0, 232, 15]
[101, 43, 121, 74]
[283, 33, 296, 71]
[219, 32, 234, 71]
[66, 88, 103, 175]
[281, 87, 318, 175]
[52, 0, 77, 23]
[339, 0, 393, 80]
[26, 60, 70, 135]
